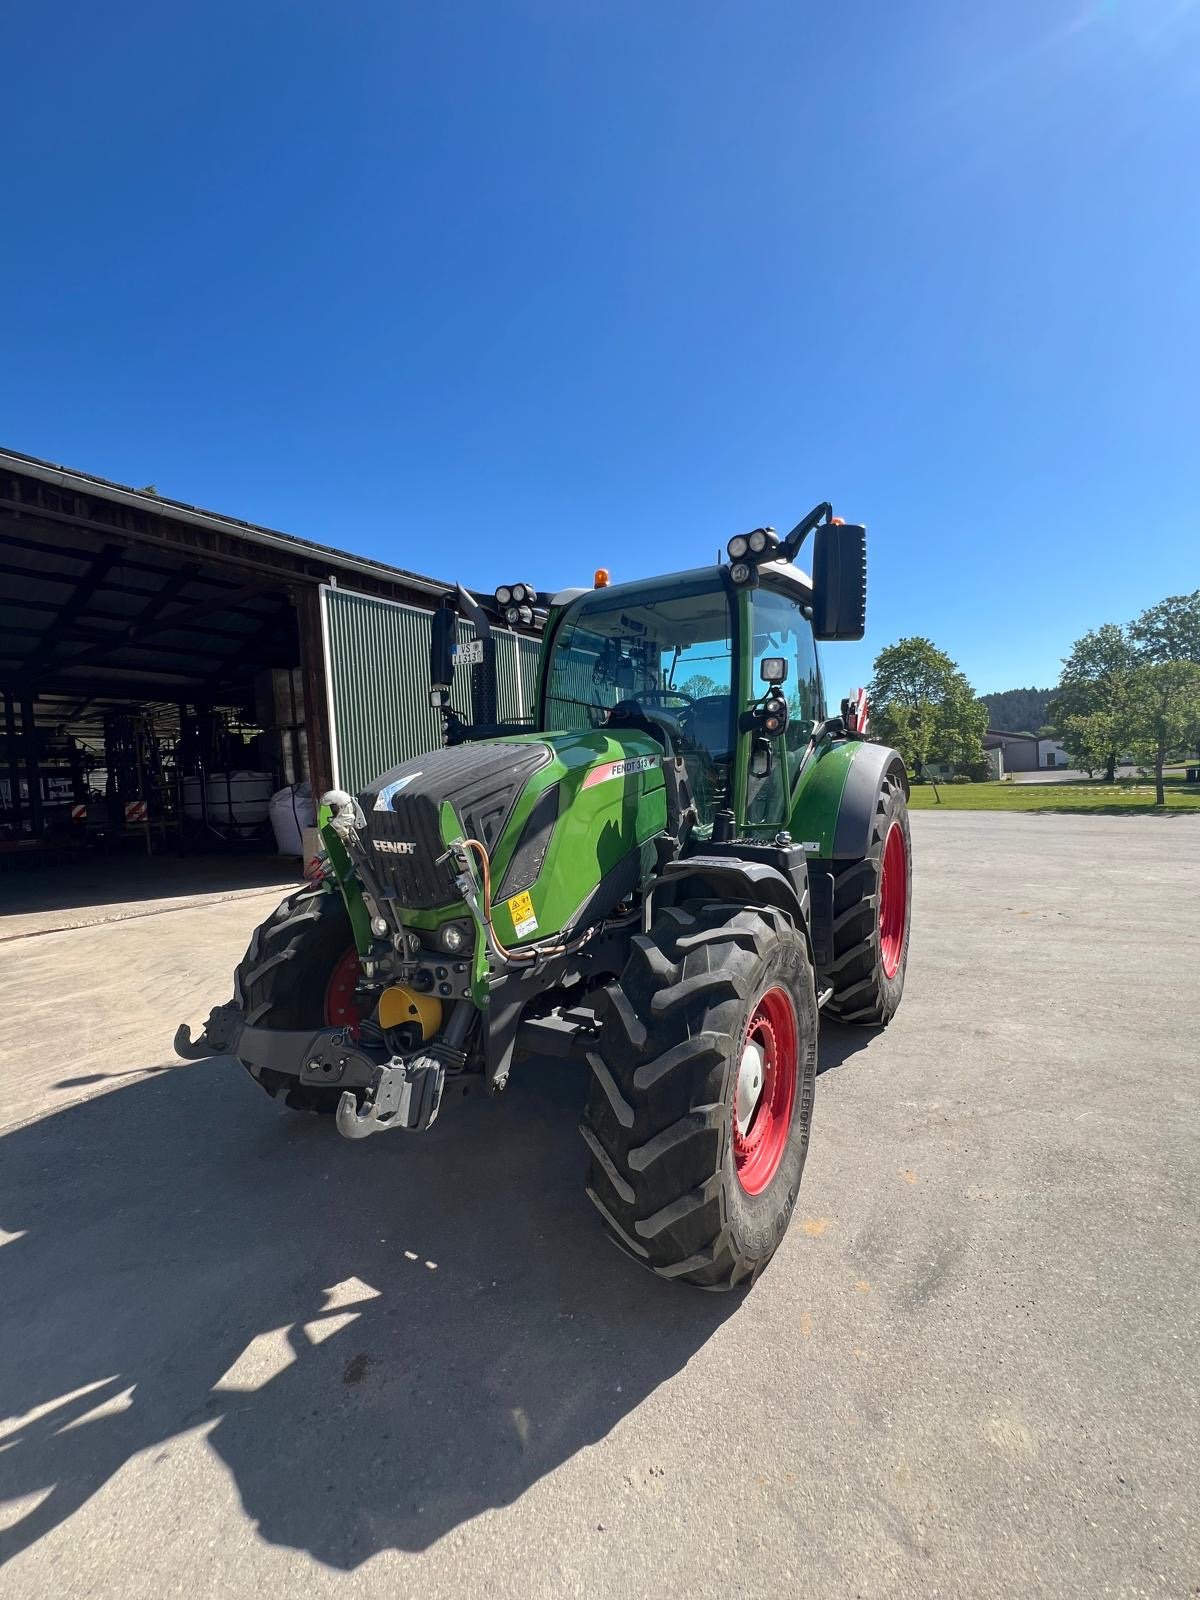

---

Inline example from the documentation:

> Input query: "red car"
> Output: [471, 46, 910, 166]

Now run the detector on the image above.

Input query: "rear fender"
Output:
[831, 743, 908, 860]
[790, 739, 907, 861]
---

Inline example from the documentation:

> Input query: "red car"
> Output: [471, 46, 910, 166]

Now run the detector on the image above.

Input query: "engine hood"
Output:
[357, 729, 667, 919]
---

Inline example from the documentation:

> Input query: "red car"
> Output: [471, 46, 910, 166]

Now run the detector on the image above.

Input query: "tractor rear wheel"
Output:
[233, 885, 363, 1112]
[824, 769, 912, 1026]
[580, 900, 817, 1290]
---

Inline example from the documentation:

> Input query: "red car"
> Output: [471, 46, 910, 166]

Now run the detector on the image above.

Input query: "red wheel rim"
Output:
[323, 946, 363, 1036]
[878, 821, 908, 979]
[733, 987, 798, 1196]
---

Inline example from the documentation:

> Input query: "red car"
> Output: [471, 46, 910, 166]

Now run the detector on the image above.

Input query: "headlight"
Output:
[505, 604, 521, 625]
[510, 583, 527, 603]
[749, 529, 767, 553]
[370, 915, 389, 937]
[729, 560, 752, 585]
[728, 535, 749, 560]
[495, 585, 512, 605]
[439, 922, 469, 953]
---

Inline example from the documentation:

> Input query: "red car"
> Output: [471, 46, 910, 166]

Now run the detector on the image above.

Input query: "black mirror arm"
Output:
[778, 502, 833, 564]
[456, 583, 493, 642]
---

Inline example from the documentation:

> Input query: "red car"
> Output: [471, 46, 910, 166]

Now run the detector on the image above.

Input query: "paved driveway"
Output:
[1, 813, 1197, 1598]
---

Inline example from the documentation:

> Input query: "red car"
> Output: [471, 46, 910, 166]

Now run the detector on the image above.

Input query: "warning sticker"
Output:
[506, 890, 538, 939]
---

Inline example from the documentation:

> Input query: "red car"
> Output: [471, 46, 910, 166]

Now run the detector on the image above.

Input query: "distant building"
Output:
[984, 730, 1069, 774]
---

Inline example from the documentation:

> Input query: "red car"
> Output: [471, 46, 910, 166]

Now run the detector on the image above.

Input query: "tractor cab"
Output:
[435, 503, 868, 839]
[539, 565, 822, 833]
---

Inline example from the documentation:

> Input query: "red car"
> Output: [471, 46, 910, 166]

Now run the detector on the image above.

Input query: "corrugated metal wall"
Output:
[320, 587, 540, 794]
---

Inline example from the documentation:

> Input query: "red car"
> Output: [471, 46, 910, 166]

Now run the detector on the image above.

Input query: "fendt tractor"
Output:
[178, 503, 911, 1289]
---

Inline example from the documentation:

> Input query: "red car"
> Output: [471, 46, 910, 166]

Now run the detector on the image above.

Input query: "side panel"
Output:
[485, 729, 667, 946]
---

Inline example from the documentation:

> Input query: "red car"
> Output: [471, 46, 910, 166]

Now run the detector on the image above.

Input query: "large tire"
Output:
[824, 769, 911, 1026]
[233, 885, 361, 1112]
[580, 900, 818, 1290]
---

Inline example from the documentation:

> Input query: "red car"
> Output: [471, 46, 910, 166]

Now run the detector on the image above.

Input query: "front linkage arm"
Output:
[176, 1005, 382, 1092]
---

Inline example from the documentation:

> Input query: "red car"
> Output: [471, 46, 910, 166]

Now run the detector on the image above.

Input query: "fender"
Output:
[651, 854, 815, 966]
[831, 741, 908, 859]
[790, 738, 908, 861]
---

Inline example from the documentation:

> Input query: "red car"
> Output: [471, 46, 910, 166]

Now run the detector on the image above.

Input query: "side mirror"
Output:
[760, 656, 788, 685]
[430, 604, 457, 690]
[812, 522, 866, 641]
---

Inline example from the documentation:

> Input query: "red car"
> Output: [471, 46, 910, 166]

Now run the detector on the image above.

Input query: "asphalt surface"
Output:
[1, 813, 1197, 1598]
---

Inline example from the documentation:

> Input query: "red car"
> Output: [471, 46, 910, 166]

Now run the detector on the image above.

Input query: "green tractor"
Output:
[177, 503, 911, 1289]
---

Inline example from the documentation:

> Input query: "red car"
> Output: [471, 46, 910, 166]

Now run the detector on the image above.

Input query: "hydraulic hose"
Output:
[457, 837, 600, 966]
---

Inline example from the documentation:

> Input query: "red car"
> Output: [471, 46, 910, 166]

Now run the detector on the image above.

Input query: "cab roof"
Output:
[550, 560, 812, 612]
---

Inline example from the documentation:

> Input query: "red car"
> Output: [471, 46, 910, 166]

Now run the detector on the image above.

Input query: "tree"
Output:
[1124, 660, 1200, 805]
[868, 637, 988, 798]
[1049, 624, 1138, 781]
[1128, 590, 1200, 665]
[979, 687, 1053, 734]
[1129, 590, 1200, 761]
[676, 672, 722, 699]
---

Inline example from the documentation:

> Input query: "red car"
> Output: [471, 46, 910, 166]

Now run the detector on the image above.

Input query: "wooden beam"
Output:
[27, 580, 278, 683]
[18, 543, 125, 679]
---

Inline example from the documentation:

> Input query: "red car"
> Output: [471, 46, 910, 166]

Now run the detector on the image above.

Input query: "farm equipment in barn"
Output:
[178, 504, 911, 1289]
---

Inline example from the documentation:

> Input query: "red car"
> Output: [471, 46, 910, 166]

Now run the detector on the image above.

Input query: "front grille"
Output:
[367, 792, 459, 906]
[359, 740, 554, 908]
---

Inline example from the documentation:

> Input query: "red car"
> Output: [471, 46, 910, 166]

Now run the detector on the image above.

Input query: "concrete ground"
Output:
[1, 814, 1197, 1598]
[1010, 767, 1091, 783]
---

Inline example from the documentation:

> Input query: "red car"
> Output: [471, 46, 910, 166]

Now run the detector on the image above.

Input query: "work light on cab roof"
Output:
[177, 496, 909, 1295]
[495, 582, 537, 626]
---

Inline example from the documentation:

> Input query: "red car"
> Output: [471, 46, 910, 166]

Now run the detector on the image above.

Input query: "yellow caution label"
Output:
[505, 889, 538, 938]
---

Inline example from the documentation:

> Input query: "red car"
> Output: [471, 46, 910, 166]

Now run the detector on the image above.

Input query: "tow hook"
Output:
[174, 1002, 242, 1060]
[335, 1053, 446, 1139]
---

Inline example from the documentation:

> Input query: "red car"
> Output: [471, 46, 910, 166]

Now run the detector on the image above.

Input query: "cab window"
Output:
[746, 586, 824, 821]
[750, 586, 824, 752]
[543, 574, 735, 828]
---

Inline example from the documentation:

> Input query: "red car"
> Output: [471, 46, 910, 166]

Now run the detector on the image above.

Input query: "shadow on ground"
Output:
[816, 1019, 875, 1076]
[0, 1055, 739, 1569]
[1, 1021, 865, 1569]
[0, 852, 301, 924]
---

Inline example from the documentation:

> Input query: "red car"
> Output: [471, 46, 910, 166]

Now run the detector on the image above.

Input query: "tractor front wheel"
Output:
[581, 900, 817, 1290]
[233, 885, 363, 1112]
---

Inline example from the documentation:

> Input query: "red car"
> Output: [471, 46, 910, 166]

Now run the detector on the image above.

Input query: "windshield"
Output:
[543, 574, 734, 825]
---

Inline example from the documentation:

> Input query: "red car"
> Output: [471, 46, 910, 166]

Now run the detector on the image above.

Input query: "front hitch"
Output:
[335, 1053, 447, 1139]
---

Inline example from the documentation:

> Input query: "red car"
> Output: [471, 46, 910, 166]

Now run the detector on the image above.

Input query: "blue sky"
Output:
[2, 1, 1197, 696]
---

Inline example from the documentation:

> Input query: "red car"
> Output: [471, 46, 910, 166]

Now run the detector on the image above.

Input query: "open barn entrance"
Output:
[0, 449, 477, 880]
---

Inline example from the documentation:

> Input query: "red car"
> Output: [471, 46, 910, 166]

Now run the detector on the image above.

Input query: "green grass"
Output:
[907, 776, 1200, 813]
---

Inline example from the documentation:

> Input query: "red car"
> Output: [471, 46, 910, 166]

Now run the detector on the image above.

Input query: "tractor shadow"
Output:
[816, 1018, 877, 1076]
[0, 1055, 737, 1570]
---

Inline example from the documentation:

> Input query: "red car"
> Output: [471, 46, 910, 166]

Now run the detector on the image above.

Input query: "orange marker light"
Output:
[831, 516, 845, 525]
[594, 568, 610, 588]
